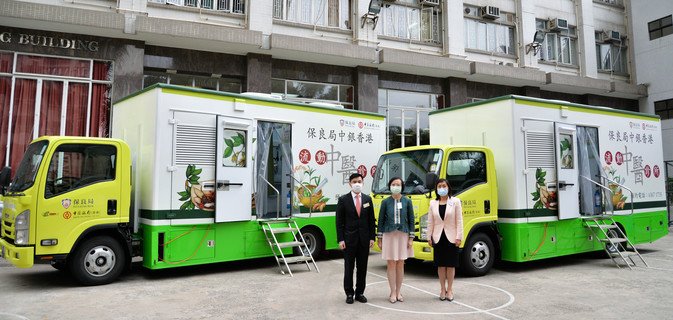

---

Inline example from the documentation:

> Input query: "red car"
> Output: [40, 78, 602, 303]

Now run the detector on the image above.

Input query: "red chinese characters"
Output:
[299, 149, 311, 164]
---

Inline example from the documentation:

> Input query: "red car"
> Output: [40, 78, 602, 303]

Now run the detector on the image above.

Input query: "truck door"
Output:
[555, 123, 580, 219]
[215, 116, 253, 222]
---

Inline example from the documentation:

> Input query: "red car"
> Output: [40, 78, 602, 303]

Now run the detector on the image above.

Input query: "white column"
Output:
[354, 0, 379, 46]
[445, 0, 465, 58]
[248, 0, 273, 36]
[516, 0, 538, 68]
[576, 0, 598, 78]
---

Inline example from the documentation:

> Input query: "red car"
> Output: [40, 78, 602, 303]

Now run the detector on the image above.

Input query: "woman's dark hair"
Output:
[387, 177, 404, 190]
[435, 178, 452, 200]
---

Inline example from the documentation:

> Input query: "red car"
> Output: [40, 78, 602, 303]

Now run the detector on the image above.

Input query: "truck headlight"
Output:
[15, 230, 28, 245]
[419, 213, 428, 241]
[15, 210, 30, 245]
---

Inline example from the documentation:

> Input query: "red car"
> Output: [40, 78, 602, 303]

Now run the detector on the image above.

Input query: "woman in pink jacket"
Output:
[426, 178, 463, 301]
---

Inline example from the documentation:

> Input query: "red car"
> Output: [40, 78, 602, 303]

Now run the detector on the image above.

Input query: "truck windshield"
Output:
[372, 148, 443, 195]
[8, 141, 49, 192]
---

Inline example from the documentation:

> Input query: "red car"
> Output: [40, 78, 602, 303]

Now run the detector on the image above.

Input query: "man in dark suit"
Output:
[336, 173, 376, 304]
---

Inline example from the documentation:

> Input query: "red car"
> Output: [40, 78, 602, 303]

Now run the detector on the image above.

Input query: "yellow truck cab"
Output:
[0, 136, 132, 285]
[371, 145, 498, 276]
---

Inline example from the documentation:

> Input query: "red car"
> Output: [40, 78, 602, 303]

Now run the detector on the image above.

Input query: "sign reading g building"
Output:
[0, 31, 99, 52]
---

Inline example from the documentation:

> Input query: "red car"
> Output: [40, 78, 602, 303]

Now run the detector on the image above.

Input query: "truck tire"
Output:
[296, 227, 323, 258]
[460, 232, 495, 277]
[68, 236, 126, 286]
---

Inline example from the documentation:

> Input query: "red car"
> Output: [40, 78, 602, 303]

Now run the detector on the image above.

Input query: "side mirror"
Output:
[425, 172, 438, 191]
[0, 166, 10, 195]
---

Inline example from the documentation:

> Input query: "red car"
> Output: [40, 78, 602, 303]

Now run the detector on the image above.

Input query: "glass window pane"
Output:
[378, 89, 387, 107]
[649, 20, 661, 31]
[662, 15, 673, 26]
[93, 61, 112, 81]
[170, 73, 193, 86]
[272, 79, 285, 95]
[193, 76, 220, 91]
[219, 79, 241, 93]
[90, 83, 111, 137]
[143, 71, 168, 88]
[66, 82, 89, 136]
[662, 26, 673, 37]
[419, 110, 430, 145]
[403, 110, 417, 147]
[388, 108, 402, 149]
[16, 54, 90, 78]
[44, 144, 116, 198]
[387, 90, 429, 108]
[487, 23, 496, 52]
[650, 30, 662, 40]
[477, 22, 487, 50]
[339, 85, 353, 103]
[221, 129, 247, 167]
[0, 52, 13, 73]
[655, 101, 666, 111]
[287, 81, 338, 101]
[38, 81, 64, 136]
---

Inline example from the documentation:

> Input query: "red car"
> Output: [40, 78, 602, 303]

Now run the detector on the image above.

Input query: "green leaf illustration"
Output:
[232, 135, 243, 146]
[192, 168, 202, 175]
[225, 138, 234, 148]
[180, 201, 191, 210]
[224, 146, 233, 158]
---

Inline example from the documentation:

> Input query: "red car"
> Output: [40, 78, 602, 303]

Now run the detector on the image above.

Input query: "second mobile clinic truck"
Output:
[0, 84, 385, 285]
[372, 95, 668, 276]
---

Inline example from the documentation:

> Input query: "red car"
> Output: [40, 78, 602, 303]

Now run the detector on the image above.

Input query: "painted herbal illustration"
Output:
[531, 168, 558, 210]
[560, 134, 573, 169]
[222, 130, 246, 167]
[177, 164, 215, 211]
[604, 165, 627, 209]
[293, 165, 329, 211]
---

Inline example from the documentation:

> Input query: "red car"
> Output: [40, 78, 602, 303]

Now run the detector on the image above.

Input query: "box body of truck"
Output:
[430, 95, 668, 263]
[112, 84, 385, 269]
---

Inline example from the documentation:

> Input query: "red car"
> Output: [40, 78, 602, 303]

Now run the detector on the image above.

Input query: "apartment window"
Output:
[273, 0, 351, 29]
[150, 0, 245, 13]
[272, 79, 354, 108]
[143, 70, 242, 93]
[464, 6, 515, 55]
[377, 1, 442, 43]
[655, 99, 673, 120]
[378, 89, 444, 150]
[536, 20, 578, 66]
[595, 41, 627, 74]
[649, 15, 673, 40]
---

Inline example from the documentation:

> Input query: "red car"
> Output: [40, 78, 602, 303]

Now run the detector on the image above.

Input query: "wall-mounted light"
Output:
[526, 30, 546, 55]
[361, 0, 382, 29]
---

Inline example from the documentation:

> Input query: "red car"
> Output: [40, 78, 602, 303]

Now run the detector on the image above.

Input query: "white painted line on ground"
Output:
[331, 260, 513, 319]
[0, 312, 30, 320]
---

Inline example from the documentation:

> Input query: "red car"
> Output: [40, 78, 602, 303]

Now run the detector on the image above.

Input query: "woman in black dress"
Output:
[426, 179, 463, 301]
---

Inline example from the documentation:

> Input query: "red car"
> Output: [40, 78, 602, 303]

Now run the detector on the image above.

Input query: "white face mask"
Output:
[390, 185, 402, 195]
[351, 183, 363, 194]
[437, 188, 449, 197]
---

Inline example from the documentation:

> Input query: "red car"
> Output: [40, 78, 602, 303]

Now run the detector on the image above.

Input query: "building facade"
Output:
[0, 0, 649, 171]
[629, 0, 673, 162]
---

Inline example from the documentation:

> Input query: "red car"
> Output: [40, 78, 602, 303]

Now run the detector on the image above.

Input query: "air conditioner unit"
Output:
[481, 6, 500, 19]
[549, 18, 569, 31]
[602, 30, 622, 42]
[420, 0, 440, 6]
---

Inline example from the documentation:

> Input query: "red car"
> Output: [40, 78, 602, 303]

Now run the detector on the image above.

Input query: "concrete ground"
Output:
[1, 227, 672, 320]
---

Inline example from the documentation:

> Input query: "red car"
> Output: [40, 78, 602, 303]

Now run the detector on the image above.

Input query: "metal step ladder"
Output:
[261, 219, 319, 276]
[582, 215, 648, 270]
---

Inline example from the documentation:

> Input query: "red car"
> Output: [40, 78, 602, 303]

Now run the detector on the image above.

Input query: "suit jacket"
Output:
[336, 192, 376, 247]
[427, 197, 463, 244]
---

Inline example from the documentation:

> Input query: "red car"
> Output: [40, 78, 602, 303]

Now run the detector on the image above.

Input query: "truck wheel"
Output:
[460, 232, 495, 277]
[68, 236, 126, 286]
[296, 227, 323, 258]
